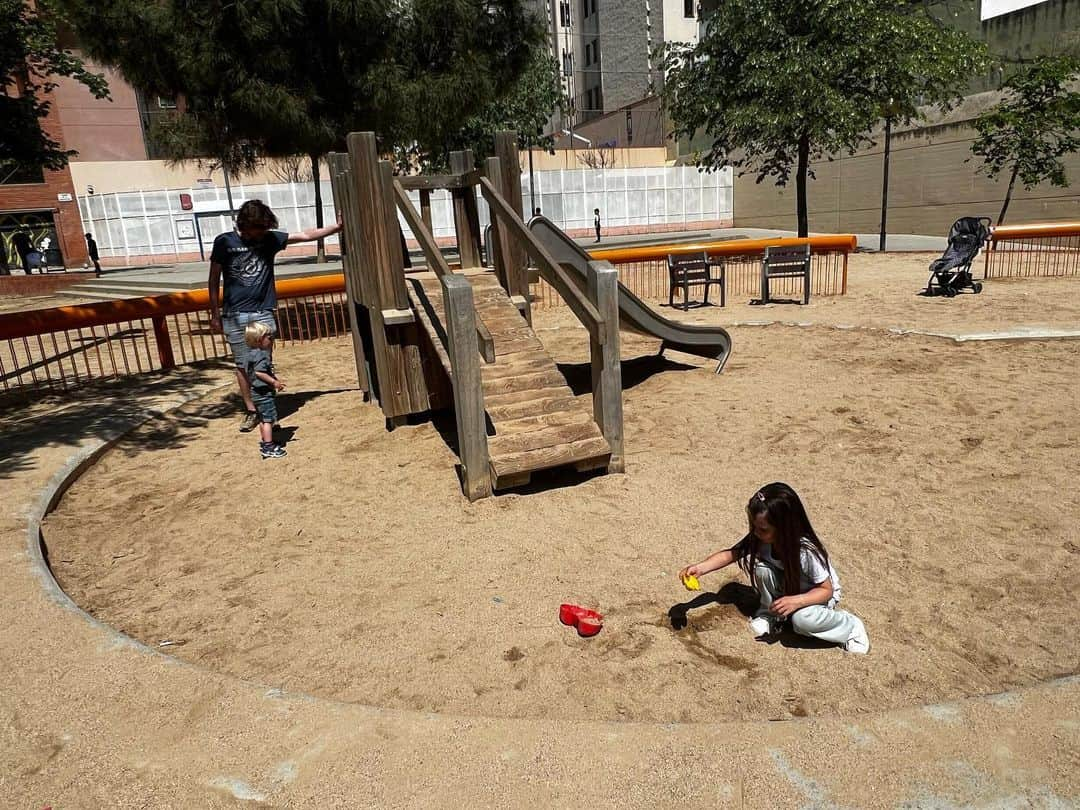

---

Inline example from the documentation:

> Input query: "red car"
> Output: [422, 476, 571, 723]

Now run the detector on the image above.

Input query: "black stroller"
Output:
[922, 216, 992, 297]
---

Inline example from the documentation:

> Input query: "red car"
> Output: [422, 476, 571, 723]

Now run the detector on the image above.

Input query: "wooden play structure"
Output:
[327, 131, 625, 500]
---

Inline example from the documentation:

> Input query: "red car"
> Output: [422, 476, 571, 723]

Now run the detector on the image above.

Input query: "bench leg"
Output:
[682, 280, 690, 311]
[669, 284, 676, 309]
[804, 269, 810, 304]
[720, 274, 726, 308]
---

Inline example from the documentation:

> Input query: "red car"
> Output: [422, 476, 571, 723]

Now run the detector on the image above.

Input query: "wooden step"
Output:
[484, 385, 571, 408]
[491, 409, 595, 436]
[485, 395, 583, 422]
[482, 369, 568, 396]
[481, 355, 562, 380]
[490, 436, 611, 487]
[488, 421, 603, 456]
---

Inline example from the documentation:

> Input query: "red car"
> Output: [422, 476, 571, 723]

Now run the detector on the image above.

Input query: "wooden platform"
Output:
[409, 272, 611, 489]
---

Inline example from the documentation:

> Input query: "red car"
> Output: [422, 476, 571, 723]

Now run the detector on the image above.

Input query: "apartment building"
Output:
[534, 0, 699, 151]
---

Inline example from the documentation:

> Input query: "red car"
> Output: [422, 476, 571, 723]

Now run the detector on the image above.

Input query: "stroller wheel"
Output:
[944, 286, 957, 298]
[973, 282, 983, 294]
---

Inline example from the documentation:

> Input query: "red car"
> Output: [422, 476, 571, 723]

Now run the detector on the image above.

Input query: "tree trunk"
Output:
[222, 157, 235, 215]
[997, 163, 1019, 226]
[311, 152, 326, 263]
[795, 132, 810, 238]
[879, 117, 892, 252]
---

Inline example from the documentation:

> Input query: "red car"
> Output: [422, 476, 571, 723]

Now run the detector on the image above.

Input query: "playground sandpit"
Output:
[43, 256, 1080, 723]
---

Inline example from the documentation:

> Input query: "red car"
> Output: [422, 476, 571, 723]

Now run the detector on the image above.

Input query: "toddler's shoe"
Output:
[844, 617, 870, 654]
[749, 616, 773, 638]
[239, 411, 259, 432]
[260, 442, 287, 459]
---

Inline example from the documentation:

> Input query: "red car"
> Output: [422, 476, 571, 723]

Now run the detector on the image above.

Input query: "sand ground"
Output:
[38, 252, 1080, 728]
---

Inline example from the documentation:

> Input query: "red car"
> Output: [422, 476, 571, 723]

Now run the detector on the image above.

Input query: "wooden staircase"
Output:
[409, 271, 611, 490]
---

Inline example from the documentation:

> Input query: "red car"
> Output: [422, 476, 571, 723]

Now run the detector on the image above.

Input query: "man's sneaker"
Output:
[844, 617, 870, 654]
[749, 616, 773, 637]
[239, 411, 259, 432]
[260, 443, 287, 459]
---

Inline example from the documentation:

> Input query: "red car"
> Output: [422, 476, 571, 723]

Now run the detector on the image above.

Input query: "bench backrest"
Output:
[668, 251, 710, 278]
[763, 244, 811, 275]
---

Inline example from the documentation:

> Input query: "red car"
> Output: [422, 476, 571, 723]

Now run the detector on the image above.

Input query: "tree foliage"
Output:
[56, 0, 541, 165]
[970, 55, 1080, 224]
[0, 0, 108, 181]
[660, 0, 986, 236]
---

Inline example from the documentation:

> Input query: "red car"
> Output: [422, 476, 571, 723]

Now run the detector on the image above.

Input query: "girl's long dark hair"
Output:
[733, 482, 830, 595]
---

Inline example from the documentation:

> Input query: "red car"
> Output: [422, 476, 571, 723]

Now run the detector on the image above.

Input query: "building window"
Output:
[591, 0, 597, 15]
[562, 51, 573, 78]
[592, 38, 600, 67]
[684, 0, 694, 17]
[559, 0, 571, 28]
[582, 0, 589, 18]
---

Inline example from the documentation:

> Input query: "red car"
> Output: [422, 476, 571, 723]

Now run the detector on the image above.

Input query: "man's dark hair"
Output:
[236, 199, 278, 231]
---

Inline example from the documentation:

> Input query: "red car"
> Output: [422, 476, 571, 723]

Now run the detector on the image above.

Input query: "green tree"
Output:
[660, 0, 985, 237]
[971, 55, 1080, 225]
[420, 47, 565, 171]
[0, 0, 108, 182]
[57, 0, 540, 256]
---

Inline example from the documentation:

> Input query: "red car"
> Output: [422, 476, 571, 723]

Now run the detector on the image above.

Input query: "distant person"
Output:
[593, 208, 601, 243]
[11, 229, 33, 274]
[208, 198, 342, 433]
[0, 235, 9, 275]
[679, 482, 870, 654]
[533, 207, 541, 217]
[243, 321, 287, 459]
[85, 233, 102, 276]
[38, 236, 51, 271]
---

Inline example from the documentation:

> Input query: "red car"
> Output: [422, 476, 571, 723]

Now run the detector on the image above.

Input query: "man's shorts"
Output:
[221, 310, 277, 369]
[252, 390, 278, 424]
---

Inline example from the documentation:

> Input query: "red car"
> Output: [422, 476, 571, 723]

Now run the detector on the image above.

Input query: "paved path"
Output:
[2, 348, 1077, 807]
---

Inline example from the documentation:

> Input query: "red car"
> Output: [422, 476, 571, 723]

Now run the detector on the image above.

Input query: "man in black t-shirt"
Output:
[11, 229, 33, 274]
[209, 199, 341, 432]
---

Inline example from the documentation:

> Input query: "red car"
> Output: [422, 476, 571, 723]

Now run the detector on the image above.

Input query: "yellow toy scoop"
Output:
[681, 573, 701, 591]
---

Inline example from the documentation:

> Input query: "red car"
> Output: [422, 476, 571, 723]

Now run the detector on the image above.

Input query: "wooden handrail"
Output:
[479, 176, 605, 342]
[396, 169, 484, 191]
[393, 180, 495, 363]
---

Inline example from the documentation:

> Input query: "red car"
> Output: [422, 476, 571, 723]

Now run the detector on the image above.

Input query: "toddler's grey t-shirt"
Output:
[245, 348, 274, 393]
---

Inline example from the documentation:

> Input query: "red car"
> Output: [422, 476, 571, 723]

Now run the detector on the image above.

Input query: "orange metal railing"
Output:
[985, 221, 1080, 280]
[529, 234, 856, 310]
[0, 275, 349, 396]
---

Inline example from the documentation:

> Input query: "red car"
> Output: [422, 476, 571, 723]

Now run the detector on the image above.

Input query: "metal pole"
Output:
[528, 142, 536, 215]
[879, 117, 891, 253]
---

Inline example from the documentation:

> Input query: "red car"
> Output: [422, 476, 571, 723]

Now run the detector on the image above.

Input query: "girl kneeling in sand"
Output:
[680, 482, 869, 654]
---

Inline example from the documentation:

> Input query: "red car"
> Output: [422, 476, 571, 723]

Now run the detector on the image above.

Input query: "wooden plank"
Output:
[442, 274, 491, 501]
[326, 153, 371, 395]
[488, 422, 602, 456]
[490, 436, 611, 482]
[484, 156, 511, 292]
[450, 151, 482, 269]
[480, 355, 561, 379]
[491, 409, 594, 436]
[485, 395, 583, 422]
[494, 131, 530, 305]
[487, 336, 544, 355]
[481, 369, 568, 396]
[420, 189, 433, 232]
[484, 385, 571, 408]
[588, 260, 625, 473]
[407, 283, 452, 376]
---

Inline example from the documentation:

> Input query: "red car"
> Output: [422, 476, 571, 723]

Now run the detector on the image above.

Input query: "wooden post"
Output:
[326, 152, 372, 397]
[419, 189, 433, 234]
[449, 150, 482, 269]
[442, 274, 492, 501]
[347, 132, 415, 425]
[494, 131, 528, 301]
[485, 156, 532, 326]
[587, 260, 624, 473]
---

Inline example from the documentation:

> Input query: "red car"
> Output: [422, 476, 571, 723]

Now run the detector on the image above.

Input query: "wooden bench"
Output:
[759, 244, 811, 305]
[667, 252, 726, 310]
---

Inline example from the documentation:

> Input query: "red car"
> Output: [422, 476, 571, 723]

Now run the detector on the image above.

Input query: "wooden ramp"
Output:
[409, 272, 611, 490]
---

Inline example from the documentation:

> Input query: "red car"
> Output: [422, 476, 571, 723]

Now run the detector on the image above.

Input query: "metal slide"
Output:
[528, 217, 732, 373]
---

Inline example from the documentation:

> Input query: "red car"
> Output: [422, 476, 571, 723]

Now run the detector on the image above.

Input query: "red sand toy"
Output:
[559, 603, 604, 637]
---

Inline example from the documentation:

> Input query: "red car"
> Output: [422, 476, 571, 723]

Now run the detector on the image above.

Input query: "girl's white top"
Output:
[758, 538, 842, 601]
